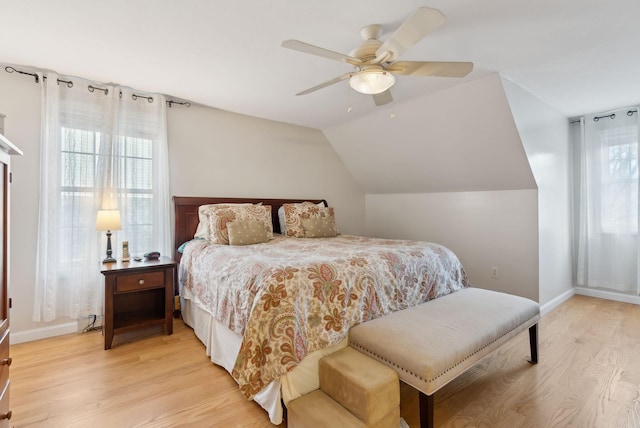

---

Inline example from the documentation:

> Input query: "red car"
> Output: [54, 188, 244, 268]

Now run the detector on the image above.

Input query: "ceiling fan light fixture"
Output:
[349, 69, 395, 95]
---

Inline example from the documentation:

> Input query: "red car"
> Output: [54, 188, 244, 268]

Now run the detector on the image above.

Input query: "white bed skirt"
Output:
[181, 296, 348, 425]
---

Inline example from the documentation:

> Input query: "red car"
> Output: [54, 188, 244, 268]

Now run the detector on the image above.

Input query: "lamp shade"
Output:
[96, 209, 122, 231]
[349, 69, 395, 95]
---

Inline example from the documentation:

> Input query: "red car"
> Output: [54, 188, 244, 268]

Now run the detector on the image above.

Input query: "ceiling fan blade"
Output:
[372, 90, 393, 106]
[296, 73, 353, 96]
[388, 61, 473, 77]
[282, 40, 362, 65]
[376, 7, 446, 62]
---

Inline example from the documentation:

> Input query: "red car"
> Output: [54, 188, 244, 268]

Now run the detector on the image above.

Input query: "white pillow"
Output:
[194, 203, 253, 239]
[278, 201, 325, 235]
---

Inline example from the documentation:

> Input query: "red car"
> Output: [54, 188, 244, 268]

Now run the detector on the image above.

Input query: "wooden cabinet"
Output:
[0, 131, 22, 427]
[101, 257, 176, 350]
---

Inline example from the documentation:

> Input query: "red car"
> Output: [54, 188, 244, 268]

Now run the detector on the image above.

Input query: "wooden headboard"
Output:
[173, 196, 327, 262]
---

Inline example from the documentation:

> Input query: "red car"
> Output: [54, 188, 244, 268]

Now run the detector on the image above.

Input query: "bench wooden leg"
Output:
[419, 391, 434, 428]
[528, 323, 538, 364]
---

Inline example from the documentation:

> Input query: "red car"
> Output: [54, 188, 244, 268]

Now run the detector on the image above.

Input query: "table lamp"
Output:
[96, 209, 122, 263]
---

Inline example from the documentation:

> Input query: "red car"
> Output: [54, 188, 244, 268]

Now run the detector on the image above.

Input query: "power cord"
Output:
[82, 314, 102, 333]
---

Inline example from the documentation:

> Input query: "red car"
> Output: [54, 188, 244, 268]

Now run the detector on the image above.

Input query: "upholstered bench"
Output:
[349, 287, 540, 428]
[288, 346, 400, 428]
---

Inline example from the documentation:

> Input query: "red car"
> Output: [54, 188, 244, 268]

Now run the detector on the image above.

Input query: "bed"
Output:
[173, 196, 469, 425]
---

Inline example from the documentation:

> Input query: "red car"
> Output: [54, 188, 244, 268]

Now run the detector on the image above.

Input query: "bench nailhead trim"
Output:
[349, 317, 538, 386]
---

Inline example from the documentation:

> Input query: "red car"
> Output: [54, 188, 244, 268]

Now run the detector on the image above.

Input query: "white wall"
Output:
[167, 105, 364, 235]
[501, 77, 573, 306]
[324, 73, 537, 194]
[0, 71, 364, 341]
[366, 190, 539, 301]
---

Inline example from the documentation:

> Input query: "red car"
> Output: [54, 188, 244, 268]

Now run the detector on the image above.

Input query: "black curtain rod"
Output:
[6, 66, 76, 88]
[5, 65, 191, 107]
[167, 100, 191, 108]
[593, 109, 637, 122]
[57, 78, 73, 88]
[88, 84, 108, 95]
[5, 66, 39, 83]
[132, 93, 153, 103]
[572, 109, 638, 123]
[593, 113, 615, 122]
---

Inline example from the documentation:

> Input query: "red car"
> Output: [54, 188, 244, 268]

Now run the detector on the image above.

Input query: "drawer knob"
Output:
[0, 410, 11, 420]
[0, 357, 11, 366]
[138, 279, 145, 285]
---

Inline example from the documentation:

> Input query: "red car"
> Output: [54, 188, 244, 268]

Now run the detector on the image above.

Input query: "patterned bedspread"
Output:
[179, 234, 468, 399]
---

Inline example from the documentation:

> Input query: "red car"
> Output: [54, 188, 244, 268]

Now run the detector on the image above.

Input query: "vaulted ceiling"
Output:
[1, 1, 638, 130]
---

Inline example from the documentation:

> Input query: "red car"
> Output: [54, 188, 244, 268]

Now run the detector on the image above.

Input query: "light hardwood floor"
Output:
[10, 295, 640, 427]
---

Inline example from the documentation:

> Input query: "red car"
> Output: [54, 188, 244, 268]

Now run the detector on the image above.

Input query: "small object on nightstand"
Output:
[144, 251, 160, 260]
[133, 256, 142, 262]
[122, 241, 130, 262]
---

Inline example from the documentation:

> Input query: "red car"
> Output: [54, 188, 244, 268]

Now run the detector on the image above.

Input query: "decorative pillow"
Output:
[227, 220, 271, 245]
[283, 202, 335, 238]
[301, 217, 338, 238]
[278, 201, 325, 235]
[203, 204, 273, 244]
[194, 203, 253, 239]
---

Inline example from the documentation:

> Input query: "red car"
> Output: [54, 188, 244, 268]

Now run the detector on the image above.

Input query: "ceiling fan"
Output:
[282, 7, 473, 106]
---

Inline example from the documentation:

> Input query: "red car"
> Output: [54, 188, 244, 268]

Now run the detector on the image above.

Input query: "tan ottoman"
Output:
[287, 389, 366, 428]
[287, 347, 400, 428]
[320, 347, 400, 427]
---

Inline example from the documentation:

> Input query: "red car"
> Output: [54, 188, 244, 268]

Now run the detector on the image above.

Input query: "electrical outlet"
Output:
[490, 267, 499, 278]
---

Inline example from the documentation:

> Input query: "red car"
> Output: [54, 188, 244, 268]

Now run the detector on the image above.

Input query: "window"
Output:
[573, 108, 640, 294]
[34, 74, 171, 322]
[59, 128, 156, 264]
[599, 123, 638, 234]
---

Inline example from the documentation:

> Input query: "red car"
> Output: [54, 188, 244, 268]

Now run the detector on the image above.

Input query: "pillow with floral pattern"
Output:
[203, 204, 272, 244]
[283, 202, 335, 238]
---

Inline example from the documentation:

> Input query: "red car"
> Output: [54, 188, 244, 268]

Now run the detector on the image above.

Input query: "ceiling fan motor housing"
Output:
[350, 25, 385, 63]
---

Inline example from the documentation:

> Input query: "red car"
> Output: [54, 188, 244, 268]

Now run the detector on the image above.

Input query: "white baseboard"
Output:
[540, 288, 575, 316]
[11, 322, 77, 345]
[9, 288, 636, 345]
[574, 287, 640, 305]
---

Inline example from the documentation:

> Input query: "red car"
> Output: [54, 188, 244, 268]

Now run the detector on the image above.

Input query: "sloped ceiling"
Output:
[324, 73, 536, 194]
[0, 1, 639, 130]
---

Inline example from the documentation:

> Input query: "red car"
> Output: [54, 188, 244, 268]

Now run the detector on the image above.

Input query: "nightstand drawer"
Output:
[116, 271, 165, 293]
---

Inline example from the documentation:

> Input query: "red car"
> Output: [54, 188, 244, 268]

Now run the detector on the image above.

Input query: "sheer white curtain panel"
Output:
[574, 108, 639, 294]
[33, 73, 171, 322]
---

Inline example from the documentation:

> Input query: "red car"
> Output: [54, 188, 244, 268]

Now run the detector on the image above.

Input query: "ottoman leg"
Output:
[528, 323, 539, 364]
[418, 391, 434, 428]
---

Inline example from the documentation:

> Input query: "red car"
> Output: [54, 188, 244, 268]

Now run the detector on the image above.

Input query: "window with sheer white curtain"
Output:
[33, 73, 172, 322]
[573, 108, 639, 294]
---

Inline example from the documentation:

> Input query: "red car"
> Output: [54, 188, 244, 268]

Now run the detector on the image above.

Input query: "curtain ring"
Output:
[57, 79, 73, 88]
[132, 94, 153, 103]
[88, 85, 108, 95]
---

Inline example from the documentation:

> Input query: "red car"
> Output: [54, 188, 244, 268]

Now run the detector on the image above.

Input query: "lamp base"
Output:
[103, 230, 117, 264]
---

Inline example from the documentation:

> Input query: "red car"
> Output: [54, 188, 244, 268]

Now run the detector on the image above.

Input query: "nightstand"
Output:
[100, 257, 176, 350]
